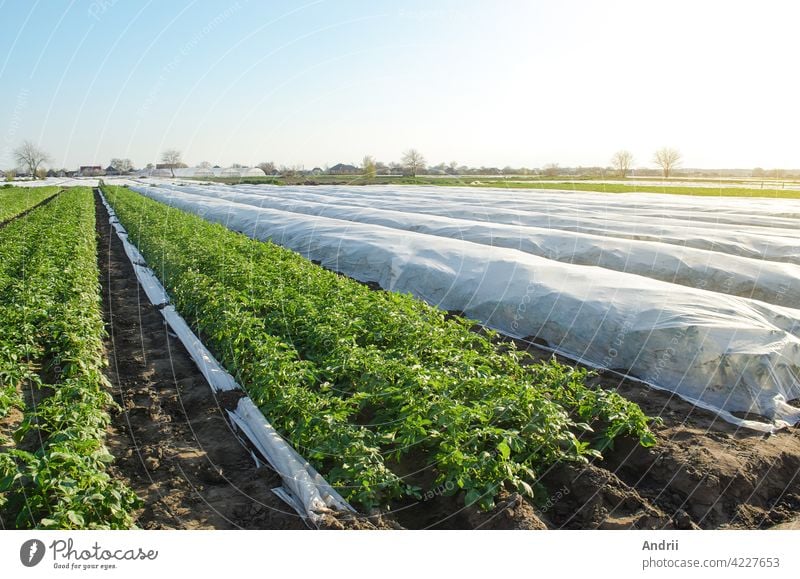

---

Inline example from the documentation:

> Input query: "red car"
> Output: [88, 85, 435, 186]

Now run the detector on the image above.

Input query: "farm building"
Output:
[328, 163, 359, 175]
[79, 165, 103, 176]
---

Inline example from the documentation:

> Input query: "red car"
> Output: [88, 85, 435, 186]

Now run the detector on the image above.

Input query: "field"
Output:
[0, 188, 138, 528]
[1, 182, 799, 529]
[0, 186, 61, 223]
[186, 174, 800, 199]
[124, 182, 800, 429]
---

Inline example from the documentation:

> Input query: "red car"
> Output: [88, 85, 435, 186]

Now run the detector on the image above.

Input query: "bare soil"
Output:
[516, 342, 800, 530]
[94, 191, 800, 530]
[96, 192, 308, 530]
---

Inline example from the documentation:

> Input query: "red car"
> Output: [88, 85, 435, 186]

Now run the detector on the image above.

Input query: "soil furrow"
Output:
[95, 190, 307, 530]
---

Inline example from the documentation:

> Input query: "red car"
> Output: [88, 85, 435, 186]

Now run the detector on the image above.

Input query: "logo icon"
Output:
[20, 539, 46, 567]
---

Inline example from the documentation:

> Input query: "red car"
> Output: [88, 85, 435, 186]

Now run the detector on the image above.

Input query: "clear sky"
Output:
[1, 0, 798, 171]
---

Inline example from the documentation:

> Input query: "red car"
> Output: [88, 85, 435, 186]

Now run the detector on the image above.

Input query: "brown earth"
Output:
[515, 341, 800, 530]
[94, 190, 800, 530]
[392, 341, 800, 530]
[96, 191, 309, 530]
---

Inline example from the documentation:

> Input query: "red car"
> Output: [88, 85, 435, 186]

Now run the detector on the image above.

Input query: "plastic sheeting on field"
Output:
[151, 183, 800, 308]
[129, 184, 800, 432]
[99, 191, 354, 523]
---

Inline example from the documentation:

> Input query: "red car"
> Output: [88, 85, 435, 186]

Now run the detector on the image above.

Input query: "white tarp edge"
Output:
[98, 190, 354, 523]
[228, 398, 354, 515]
[161, 306, 240, 392]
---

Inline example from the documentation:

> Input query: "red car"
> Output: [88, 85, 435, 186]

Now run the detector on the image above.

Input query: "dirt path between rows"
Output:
[96, 192, 308, 530]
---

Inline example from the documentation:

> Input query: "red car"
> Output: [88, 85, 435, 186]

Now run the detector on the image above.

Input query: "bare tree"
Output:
[401, 149, 426, 177]
[198, 160, 212, 169]
[653, 147, 681, 179]
[110, 158, 134, 173]
[543, 163, 560, 177]
[160, 149, 182, 177]
[610, 150, 634, 178]
[362, 155, 376, 180]
[14, 141, 51, 180]
[257, 161, 275, 175]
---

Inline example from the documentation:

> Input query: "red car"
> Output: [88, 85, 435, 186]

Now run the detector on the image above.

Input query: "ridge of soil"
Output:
[520, 341, 800, 530]
[96, 191, 308, 530]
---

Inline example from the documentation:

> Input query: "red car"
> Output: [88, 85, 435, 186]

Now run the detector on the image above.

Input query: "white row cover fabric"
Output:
[99, 191, 353, 522]
[133, 166, 268, 179]
[128, 184, 800, 432]
[228, 398, 353, 515]
[8, 177, 101, 188]
[151, 183, 800, 308]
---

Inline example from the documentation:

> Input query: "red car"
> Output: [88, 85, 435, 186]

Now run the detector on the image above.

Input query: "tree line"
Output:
[3, 140, 786, 181]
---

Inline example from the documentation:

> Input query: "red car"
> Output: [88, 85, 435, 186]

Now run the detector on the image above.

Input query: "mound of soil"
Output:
[97, 192, 308, 529]
[521, 342, 800, 530]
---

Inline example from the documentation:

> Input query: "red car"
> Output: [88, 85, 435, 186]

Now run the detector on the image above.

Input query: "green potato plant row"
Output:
[103, 185, 655, 511]
[0, 186, 61, 223]
[0, 188, 139, 529]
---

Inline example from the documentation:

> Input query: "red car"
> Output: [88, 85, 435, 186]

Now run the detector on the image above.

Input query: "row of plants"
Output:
[0, 188, 139, 529]
[0, 186, 60, 223]
[103, 184, 655, 511]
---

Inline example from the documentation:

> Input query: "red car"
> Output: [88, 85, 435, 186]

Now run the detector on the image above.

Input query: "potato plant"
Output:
[0, 188, 139, 529]
[0, 186, 60, 222]
[104, 185, 655, 511]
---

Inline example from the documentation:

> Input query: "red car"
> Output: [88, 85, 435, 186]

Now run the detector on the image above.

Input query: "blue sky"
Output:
[1, 0, 798, 170]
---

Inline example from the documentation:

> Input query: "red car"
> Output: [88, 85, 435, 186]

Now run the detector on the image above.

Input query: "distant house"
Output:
[328, 163, 359, 175]
[104, 165, 119, 176]
[79, 165, 103, 176]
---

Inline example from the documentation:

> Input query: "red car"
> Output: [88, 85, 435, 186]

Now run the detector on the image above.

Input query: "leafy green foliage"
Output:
[104, 185, 656, 511]
[0, 188, 139, 529]
[0, 186, 60, 223]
